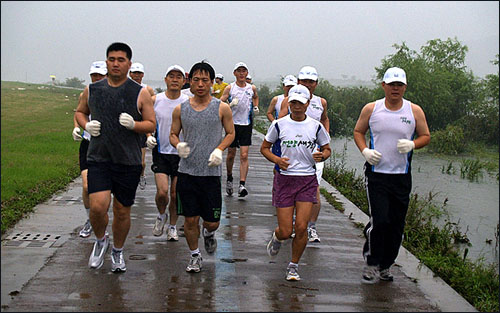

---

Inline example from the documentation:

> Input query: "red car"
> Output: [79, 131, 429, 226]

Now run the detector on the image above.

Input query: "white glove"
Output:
[397, 139, 415, 154]
[85, 120, 101, 137]
[146, 136, 157, 149]
[253, 106, 259, 113]
[119, 113, 135, 130]
[72, 127, 82, 141]
[176, 142, 191, 158]
[362, 148, 382, 165]
[208, 148, 223, 167]
[229, 97, 239, 108]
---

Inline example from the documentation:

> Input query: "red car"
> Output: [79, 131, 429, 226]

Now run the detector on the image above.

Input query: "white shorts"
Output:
[315, 161, 324, 185]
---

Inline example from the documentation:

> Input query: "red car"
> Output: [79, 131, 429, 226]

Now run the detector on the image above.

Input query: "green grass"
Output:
[1, 81, 81, 234]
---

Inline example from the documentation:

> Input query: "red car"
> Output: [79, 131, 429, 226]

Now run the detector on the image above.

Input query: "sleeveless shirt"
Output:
[87, 78, 143, 165]
[229, 82, 254, 125]
[154, 92, 189, 154]
[274, 94, 285, 119]
[305, 95, 323, 121]
[178, 98, 223, 176]
[368, 98, 416, 174]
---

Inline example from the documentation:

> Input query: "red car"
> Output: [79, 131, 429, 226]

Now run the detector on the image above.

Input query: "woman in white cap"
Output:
[260, 84, 331, 281]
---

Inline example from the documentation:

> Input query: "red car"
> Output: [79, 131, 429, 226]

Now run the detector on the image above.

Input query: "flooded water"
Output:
[329, 137, 499, 268]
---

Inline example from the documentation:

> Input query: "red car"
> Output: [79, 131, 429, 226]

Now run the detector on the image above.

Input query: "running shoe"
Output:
[203, 228, 217, 254]
[167, 227, 179, 241]
[79, 219, 93, 238]
[308, 227, 321, 243]
[111, 249, 126, 273]
[226, 180, 233, 196]
[286, 266, 301, 281]
[378, 266, 394, 281]
[88, 236, 109, 269]
[152, 216, 166, 236]
[361, 265, 380, 284]
[139, 175, 146, 190]
[238, 184, 248, 197]
[266, 231, 282, 257]
[186, 253, 203, 273]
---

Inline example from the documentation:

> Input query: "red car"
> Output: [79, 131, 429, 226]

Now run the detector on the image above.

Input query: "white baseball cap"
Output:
[383, 67, 407, 85]
[287, 84, 311, 104]
[246, 74, 252, 80]
[233, 62, 248, 71]
[130, 62, 145, 73]
[215, 73, 224, 80]
[165, 64, 186, 77]
[89, 61, 107, 75]
[283, 74, 297, 87]
[298, 66, 318, 81]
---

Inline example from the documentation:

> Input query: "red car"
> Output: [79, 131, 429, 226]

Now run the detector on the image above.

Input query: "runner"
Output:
[212, 73, 228, 99]
[353, 67, 430, 283]
[72, 60, 107, 238]
[147, 64, 189, 241]
[170, 61, 235, 273]
[129, 62, 155, 190]
[278, 66, 330, 243]
[261, 84, 331, 281]
[220, 62, 259, 197]
[75, 42, 156, 273]
[246, 74, 252, 84]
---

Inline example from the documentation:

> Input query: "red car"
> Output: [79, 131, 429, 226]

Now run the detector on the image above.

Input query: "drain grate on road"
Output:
[2, 232, 61, 248]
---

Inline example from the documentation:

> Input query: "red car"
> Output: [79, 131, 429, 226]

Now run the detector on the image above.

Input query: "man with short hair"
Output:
[354, 67, 430, 284]
[129, 62, 155, 190]
[72, 61, 107, 238]
[170, 61, 235, 273]
[212, 73, 227, 99]
[75, 42, 156, 273]
[147, 64, 189, 241]
[279, 66, 330, 243]
[220, 62, 259, 198]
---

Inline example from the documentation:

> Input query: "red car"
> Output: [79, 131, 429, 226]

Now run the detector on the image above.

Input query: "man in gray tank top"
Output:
[75, 42, 156, 273]
[170, 61, 235, 273]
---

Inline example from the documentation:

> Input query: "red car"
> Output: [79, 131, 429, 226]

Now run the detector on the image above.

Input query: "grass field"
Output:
[1, 81, 82, 234]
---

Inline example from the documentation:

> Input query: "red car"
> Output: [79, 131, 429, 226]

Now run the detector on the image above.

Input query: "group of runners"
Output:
[73, 41, 430, 284]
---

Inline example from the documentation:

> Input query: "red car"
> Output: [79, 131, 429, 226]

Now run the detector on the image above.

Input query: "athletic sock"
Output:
[308, 221, 316, 229]
[288, 262, 298, 269]
[168, 224, 176, 230]
[239, 181, 245, 186]
[112, 246, 123, 253]
[227, 175, 233, 182]
[190, 248, 200, 256]
[158, 213, 167, 221]
[85, 208, 90, 218]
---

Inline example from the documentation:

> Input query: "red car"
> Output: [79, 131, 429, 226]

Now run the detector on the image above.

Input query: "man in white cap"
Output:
[261, 84, 331, 281]
[279, 66, 329, 244]
[220, 62, 259, 197]
[212, 73, 228, 99]
[246, 74, 252, 84]
[129, 62, 155, 190]
[354, 67, 430, 284]
[146, 65, 189, 241]
[266, 75, 297, 123]
[72, 61, 107, 238]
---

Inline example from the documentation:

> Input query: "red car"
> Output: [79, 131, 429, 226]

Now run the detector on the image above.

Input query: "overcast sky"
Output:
[1, 1, 498, 86]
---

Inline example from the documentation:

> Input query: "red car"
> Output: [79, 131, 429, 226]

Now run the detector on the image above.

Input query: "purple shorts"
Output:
[272, 172, 318, 208]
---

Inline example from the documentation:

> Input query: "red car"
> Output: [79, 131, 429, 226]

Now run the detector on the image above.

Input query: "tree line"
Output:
[258, 38, 499, 154]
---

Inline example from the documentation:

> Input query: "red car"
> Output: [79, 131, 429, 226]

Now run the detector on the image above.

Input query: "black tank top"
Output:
[87, 78, 143, 165]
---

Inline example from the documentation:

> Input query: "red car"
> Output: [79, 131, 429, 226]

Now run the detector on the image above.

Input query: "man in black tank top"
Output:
[75, 42, 156, 273]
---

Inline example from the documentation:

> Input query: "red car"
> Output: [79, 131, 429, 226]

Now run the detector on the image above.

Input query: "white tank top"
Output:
[305, 95, 323, 122]
[229, 82, 254, 125]
[368, 98, 416, 174]
[154, 92, 190, 154]
[274, 94, 285, 119]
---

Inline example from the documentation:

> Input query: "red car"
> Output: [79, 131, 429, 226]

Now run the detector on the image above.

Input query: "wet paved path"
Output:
[1, 131, 476, 311]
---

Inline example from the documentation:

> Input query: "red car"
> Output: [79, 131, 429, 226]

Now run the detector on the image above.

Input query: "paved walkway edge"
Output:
[254, 130, 477, 312]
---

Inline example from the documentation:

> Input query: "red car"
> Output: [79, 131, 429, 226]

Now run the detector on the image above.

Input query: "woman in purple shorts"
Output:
[260, 84, 331, 281]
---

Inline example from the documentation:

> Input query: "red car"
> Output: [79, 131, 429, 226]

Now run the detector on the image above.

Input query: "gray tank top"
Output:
[87, 78, 143, 165]
[178, 97, 223, 176]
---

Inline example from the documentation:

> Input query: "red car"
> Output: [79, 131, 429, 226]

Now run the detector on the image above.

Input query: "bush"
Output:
[428, 124, 466, 154]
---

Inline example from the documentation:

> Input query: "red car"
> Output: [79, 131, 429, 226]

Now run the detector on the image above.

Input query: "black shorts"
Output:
[79, 139, 90, 172]
[230, 124, 252, 148]
[151, 149, 180, 176]
[176, 173, 222, 222]
[87, 161, 142, 207]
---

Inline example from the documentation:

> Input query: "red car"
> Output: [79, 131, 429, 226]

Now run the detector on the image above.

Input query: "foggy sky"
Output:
[1, 1, 498, 86]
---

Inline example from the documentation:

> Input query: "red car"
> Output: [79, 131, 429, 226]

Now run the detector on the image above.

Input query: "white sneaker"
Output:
[167, 227, 179, 241]
[88, 236, 109, 269]
[186, 254, 203, 273]
[361, 265, 380, 284]
[111, 249, 126, 273]
[79, 219, 93, 238]
[139, 175, 146, 190]
[238, 184, 248, 197]
[286, 266, 301, 281]
[308, 227, 321, 242]
[152, 216, 167, 236]
[226, 180, 233, 196]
